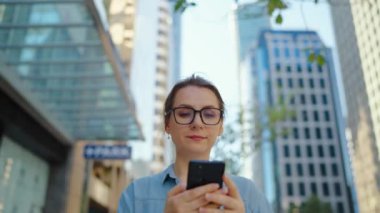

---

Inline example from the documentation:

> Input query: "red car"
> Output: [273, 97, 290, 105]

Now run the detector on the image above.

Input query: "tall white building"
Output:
[250, 30, 353, 213]
[330, 1, 380, 212]
[127, 0, 181, 173]
[232, 1, 271, 179]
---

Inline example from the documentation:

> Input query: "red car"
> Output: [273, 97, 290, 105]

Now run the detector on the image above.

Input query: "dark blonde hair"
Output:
[164, 74, 225, 126]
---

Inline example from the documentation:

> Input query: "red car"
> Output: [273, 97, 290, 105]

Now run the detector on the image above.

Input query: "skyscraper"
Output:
[330, 1, 380, 212]
[233, 1, 270, 62]
[232, 1, 271, 179]
[0, 1, 141, 212]
[127, 0, 181, 173]
[250, 30, 353, 213]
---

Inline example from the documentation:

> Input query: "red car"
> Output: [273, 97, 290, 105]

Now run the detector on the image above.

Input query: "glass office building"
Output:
[0, 0, 142, 212]
[250, 30, 354, 212]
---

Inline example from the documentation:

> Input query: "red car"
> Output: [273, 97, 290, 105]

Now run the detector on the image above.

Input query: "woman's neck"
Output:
[173, 154, 210, 184]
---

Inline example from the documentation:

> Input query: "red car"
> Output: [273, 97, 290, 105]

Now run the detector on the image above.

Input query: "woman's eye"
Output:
[203, 113, 216, 118]
[177, 111, 192, 118]
[203, 110, 217, 118]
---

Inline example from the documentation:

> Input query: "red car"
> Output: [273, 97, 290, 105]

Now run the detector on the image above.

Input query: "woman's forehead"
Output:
[173, 86, 219, 107]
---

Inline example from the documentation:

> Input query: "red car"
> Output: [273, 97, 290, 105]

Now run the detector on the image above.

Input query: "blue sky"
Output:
[181, 0, 340, 112]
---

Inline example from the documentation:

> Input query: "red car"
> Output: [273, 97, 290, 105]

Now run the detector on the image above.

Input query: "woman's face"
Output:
[165, 85, 224, 159]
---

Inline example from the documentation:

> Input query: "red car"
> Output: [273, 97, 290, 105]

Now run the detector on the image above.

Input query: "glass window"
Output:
[282, 127, 288, 139]
[322, 94, 328, 105]
[316, 128, 322, 139]
[307, 64, 313, 72]
[322, 182, 329, 196]
[320, 163, 327, 176]
[286, 65, 292, 72]
[304, 128, 310, 139]
[311, 94, 317, 105]
[299, 182, 305, 196]
[318, 145, 324, 157]
[277, 78, 283, 88]
[293, 128, 299, 139]
[0, 137, 50, 213]
[276, 63, 281, 72]
[290, 96, 295, 105]
[301, 94, 306, 104]
[274, 48, 280, 57]
[314, 111, 319, 121]
[286, 164, 292, 176]
[295, 48, 300, 57]
[287, 183, 293, 196]
[295, 145, 301, 157]
[285, 48, 290, 58]
[298, 78, 304, 88]
[308, 163, 315, 176]
[329, 145, 336, 157]
[309, 79, 314, 88]
[302, 110, 308, 121]
[311, 182, 317, 195]
[297, 64, 302, 72]
[284, 145, 290, 157]
[320, 79, 325, 88]
[332, 163, 339, 176]
[327, 127, 333, 139]
[297, 163, 303, 176]
[318, 65, 323, 72]
[307, 145, 313, 157]
[337, 202, 344, 213]
[324, 111, 330, 121]
[334, 183, 341, 196]
[288, 78, 293, 88]
[291, 112, 297, 121]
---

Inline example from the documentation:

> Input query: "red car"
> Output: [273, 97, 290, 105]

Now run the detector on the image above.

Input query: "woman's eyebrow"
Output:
[175, 104, 218, 109]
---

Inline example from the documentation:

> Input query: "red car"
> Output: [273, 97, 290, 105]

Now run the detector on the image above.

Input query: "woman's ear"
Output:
[218, 124, 224, 136]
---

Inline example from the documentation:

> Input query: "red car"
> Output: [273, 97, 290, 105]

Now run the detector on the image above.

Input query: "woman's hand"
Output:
[164, 183, 220, 213]
[199, 175, 245, 213]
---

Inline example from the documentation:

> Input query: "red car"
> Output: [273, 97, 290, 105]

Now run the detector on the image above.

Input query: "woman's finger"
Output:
[167, 182, 186, 197]
[182, 183, 220, 202]
[222, 175, 241, 199]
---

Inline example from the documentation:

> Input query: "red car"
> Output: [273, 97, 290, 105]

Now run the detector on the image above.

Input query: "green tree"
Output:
[288, 195, 333, 213]
[213, 97, 294, 174]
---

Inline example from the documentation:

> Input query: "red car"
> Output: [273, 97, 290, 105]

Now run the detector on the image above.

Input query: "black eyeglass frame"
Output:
[165, 106, 224, 125]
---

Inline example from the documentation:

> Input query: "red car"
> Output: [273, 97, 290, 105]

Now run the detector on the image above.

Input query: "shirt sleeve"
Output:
[117, 183, 135, 213]
[249, 181, 273, 213]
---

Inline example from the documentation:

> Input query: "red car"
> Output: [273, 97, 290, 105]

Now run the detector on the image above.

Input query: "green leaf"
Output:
[174, 0, 185, 12]
[308, 52, 316, 62]
[317, 54, 326, 65]
[275, 14, 283, 24]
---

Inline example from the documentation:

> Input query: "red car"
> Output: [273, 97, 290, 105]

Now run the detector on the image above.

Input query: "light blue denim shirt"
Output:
[118, 164, 273, 213]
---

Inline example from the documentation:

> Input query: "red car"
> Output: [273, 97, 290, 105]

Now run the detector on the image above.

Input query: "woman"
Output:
[118, 75, 272, 213]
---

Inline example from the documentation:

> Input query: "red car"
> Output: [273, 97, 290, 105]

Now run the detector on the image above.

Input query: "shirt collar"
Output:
[160, 163, 180, 185]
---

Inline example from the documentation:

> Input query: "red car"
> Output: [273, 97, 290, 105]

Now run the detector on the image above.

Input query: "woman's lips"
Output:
[187, 135, 206, 141]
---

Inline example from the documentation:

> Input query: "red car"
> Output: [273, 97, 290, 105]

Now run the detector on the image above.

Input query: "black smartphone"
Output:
[186, 160, 225, 190]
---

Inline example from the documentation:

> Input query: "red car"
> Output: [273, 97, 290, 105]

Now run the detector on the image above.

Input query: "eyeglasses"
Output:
[166, 107, 223, 125]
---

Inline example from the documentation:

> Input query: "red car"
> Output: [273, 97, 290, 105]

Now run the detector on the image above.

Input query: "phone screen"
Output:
[186, 160, 225, 190]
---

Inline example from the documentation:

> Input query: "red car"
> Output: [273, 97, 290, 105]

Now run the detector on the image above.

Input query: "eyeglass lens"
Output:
[173, 107, 221, 125]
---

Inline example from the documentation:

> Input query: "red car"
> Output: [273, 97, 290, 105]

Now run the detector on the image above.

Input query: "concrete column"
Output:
[44, 146, 73, 213]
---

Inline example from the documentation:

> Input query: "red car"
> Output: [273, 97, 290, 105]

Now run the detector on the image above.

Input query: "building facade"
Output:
[232, 1, 271, 180]
[0, 1, 141, 212]
[251, 30, 353, 212]
[330, 1, 380, 212]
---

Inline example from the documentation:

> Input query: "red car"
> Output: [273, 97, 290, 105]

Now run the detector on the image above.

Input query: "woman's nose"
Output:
[191, 112, 204, 127]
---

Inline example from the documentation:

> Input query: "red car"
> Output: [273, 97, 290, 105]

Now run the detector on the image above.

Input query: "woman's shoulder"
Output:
[128, 172, 164, 190]
[228, 175, 258, 195]
[229, 175, 273, 212]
